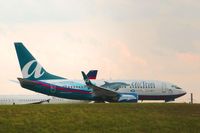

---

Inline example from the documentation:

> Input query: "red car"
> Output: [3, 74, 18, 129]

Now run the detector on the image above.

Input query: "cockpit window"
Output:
[172, 85, 182, 90]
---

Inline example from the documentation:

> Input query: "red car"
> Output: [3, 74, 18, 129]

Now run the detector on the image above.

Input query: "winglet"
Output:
[81, 71, 92, 86]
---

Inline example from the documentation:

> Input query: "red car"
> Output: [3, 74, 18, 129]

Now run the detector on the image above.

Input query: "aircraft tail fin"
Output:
[14, 42, 65, 80]
[87, 70, 98, 80]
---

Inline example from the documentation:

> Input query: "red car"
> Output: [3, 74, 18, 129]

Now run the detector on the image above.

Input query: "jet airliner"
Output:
[0, 95, 83, 105]
[14, 42, 186, 103]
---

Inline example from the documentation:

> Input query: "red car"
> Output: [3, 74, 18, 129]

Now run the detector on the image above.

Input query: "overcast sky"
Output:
[0, 0, 200, 102]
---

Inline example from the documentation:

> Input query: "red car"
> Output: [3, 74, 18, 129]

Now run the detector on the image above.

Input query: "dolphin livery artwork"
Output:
[14, 42, 186, 103]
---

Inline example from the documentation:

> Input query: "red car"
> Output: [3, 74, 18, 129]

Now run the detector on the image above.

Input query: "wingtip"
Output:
[81, 71, 86, 79]
[81, 71, 86, 75]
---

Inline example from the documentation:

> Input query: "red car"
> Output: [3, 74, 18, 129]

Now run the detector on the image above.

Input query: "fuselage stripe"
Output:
[35, 81, 92, 95]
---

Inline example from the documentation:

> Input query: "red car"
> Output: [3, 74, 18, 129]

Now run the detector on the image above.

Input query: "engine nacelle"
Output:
[118, 93, 138, 103]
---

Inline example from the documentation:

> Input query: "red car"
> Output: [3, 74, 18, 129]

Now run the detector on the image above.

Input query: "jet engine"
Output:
[118, 93, 138, 103]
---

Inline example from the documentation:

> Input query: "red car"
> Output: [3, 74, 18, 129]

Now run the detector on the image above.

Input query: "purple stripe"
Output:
[36, 81, 92, 95]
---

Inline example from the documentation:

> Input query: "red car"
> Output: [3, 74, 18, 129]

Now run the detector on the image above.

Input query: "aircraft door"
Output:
[162, 83, 167, 93]
[50, 85, 57, 95]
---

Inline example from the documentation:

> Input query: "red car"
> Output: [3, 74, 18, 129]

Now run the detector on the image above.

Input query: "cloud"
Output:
[176, 52, 200, 63]
[0, 0, 200, 101]
[109, 40, 147, 66]
[0, 0, 96, 23]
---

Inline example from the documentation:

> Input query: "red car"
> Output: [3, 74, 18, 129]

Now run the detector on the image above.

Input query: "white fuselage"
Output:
[76, 80, 186, 101]
[0, 95, 83, 105]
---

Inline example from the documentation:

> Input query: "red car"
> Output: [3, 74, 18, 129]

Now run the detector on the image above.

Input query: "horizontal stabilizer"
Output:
[87, 70, 98, 80]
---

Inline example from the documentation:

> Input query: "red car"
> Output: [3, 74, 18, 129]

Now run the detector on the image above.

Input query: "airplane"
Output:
[0, 95, 83, 105]
[14, 42, 186, 103]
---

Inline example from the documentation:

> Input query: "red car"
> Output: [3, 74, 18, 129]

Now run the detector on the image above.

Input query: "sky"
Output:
[0, 0, 200, 103]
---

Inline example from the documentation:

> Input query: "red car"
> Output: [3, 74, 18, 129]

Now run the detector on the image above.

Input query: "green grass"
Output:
[0, 103, 199, 133]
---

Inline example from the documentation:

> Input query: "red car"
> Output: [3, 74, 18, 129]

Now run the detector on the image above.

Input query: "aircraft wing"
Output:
[30, 99, 50, 104]
[81, 71, 119, 99]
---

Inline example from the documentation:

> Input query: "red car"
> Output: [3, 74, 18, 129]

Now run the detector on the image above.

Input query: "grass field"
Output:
[0, 103, 199, 133]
